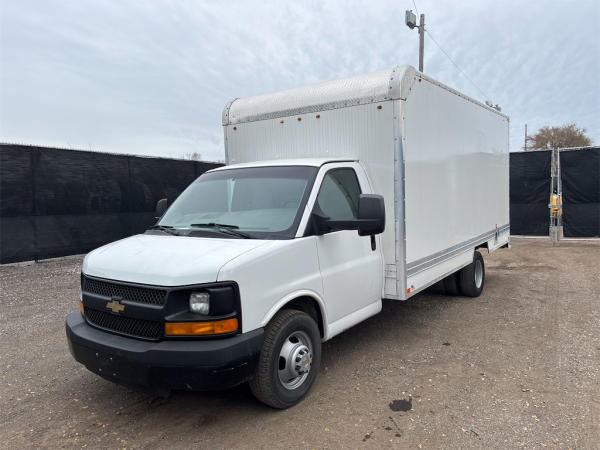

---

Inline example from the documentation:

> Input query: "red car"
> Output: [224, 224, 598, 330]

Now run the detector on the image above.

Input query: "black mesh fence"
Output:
[510, 148, 599, 237]
[560, 147, 600, 237]
[3, 144, 598, 263]
[509, 150, 552, 236]
[0, 144, 222, 263]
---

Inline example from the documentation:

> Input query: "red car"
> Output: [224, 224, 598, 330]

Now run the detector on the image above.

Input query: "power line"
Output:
[424, 28, 491, 101]
[412, 0, 419, 16]
[407, 0, 490, 100]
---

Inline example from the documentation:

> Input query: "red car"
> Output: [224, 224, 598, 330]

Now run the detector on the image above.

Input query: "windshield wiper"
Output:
[191, 222, 240, 229]
[148, 225, 180, 236]
[190, 223, 252, 239]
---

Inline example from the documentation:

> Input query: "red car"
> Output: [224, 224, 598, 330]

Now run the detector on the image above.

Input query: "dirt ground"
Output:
[1, 238, 598, 449]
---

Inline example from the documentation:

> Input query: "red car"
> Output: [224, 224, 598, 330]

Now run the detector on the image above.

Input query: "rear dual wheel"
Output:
[250, 309, 321, 409]
[440, 250, 485, 297]
[459, 250, 485, 297]
[442, 272, 461, 296]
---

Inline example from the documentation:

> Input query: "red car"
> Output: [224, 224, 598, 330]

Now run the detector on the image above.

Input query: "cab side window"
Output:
[316, 168, 361, 220]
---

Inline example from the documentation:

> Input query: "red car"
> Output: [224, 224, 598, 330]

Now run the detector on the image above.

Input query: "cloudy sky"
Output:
[1, 0, 599, 162]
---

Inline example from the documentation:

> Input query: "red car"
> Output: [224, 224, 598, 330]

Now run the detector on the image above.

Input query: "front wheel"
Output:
[249, 309, 321, 409]
[459, 250, 485, 297]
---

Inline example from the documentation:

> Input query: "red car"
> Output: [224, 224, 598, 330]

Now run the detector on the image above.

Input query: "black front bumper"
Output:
[66, 311, 263, 394]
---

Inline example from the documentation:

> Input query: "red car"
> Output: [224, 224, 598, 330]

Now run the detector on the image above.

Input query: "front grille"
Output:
[85, 308, 162, 340]
[84, 277, 167, 306]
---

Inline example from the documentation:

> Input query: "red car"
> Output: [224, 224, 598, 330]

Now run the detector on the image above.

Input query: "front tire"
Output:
[459, 250, 485, 297]
[249, 309, 321, 409]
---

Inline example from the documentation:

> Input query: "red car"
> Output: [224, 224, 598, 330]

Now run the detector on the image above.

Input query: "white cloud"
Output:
[1, 0, 598, 160]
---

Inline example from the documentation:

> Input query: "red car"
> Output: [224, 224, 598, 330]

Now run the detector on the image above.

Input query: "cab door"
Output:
[308, 163, 383, 326]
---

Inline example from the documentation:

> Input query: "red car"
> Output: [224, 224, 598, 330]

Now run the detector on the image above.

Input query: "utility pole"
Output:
[418, 14, 425, 72]
[405, 10, 425, 72]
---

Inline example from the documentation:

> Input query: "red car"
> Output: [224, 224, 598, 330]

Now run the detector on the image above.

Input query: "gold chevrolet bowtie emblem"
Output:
[106, 299, 125, 314]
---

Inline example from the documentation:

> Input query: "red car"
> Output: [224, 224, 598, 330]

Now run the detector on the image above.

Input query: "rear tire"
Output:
[442, 272, 461, 296]
[459, 250, 485, 297]
[249, 309, 321, 409]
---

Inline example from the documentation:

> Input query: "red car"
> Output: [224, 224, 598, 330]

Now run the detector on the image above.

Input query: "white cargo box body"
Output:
[222, 65, 509, 300]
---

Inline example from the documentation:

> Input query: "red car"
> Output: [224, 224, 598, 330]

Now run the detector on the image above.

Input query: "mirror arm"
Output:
[325, 219, 361, 230]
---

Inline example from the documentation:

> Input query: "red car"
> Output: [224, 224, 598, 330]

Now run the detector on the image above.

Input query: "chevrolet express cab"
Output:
[66, 65, 510, 408]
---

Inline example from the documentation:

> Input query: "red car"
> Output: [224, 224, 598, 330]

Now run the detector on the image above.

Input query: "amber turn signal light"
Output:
[79, 300, 84, 316]
[165, 318, 238, 336]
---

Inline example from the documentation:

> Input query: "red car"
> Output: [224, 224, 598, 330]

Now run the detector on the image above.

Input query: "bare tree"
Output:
[527, 123, 591, 150]
[182, 152, 203, 161]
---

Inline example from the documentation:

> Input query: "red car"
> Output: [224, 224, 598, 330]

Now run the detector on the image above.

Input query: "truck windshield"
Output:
[158, 166, 318, 239]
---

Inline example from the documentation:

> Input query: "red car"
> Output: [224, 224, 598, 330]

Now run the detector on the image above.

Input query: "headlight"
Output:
[189, 292, 210, 314]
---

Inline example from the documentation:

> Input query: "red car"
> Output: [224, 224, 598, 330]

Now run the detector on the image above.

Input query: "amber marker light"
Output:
[165, 318, 238, 336]
[79, 300, 85, 316]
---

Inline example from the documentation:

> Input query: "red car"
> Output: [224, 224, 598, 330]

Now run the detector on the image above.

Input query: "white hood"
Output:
[82, 234, 269, 286]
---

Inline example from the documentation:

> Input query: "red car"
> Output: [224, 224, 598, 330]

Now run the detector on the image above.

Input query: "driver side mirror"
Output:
[155, 198, 168, 219]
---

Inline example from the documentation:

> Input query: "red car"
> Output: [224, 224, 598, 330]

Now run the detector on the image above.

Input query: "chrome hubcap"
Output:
[278, 331, 313, 390]
[474, 259, 483, 288]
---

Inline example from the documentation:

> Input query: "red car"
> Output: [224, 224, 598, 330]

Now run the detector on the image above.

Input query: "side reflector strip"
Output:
[165, 318, 239, 336]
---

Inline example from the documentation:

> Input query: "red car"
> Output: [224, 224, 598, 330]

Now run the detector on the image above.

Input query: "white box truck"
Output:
[66, 65, 509, 408]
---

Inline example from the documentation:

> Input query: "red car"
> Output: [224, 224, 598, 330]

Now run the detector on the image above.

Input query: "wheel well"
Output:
[281, 296, 324, 338]
[475, 244, 489, 255]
